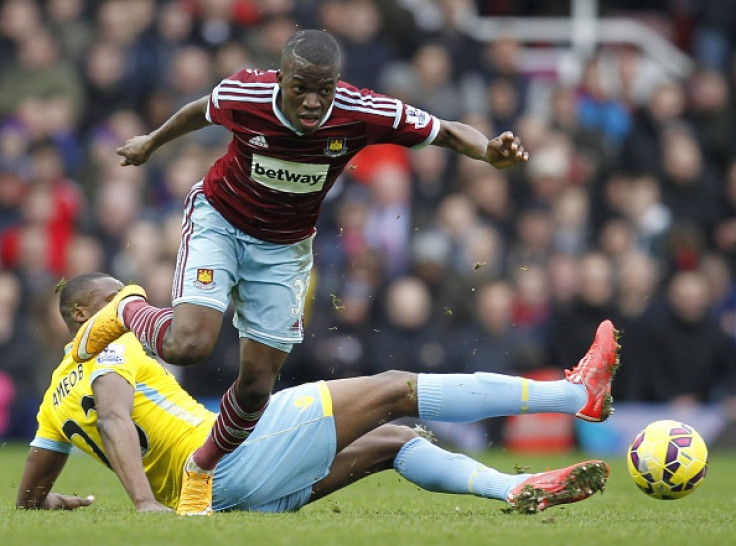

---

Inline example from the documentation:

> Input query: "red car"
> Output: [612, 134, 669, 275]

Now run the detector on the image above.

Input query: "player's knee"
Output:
[373, 370, 418, 399]
[376, 424, 420, 457]
[162, 335, 215, 366]
[385, 424, 419, 444]
[234, 375, 277, 408]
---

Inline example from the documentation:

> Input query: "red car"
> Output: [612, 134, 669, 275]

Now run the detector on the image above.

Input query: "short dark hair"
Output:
[58, 272, 112, 328]
[281, 30, 341, 69]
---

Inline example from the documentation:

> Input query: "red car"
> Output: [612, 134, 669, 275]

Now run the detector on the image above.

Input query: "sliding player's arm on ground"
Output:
[92, 372, 171, 513]
[16, 447, 94, 510]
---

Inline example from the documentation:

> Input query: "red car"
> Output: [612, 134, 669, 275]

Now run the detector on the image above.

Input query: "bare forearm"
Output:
[433, 120, 489, 161]
[17, 448, 65, 509]
[148, 96, 210, 152]
[118, 96, 210, 166]
[98, 417, 157, 509]
[433, 121, 529, 169]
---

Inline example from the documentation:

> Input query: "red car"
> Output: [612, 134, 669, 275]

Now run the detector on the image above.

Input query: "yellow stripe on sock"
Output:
[521, 378, 529, 414]
[317, 380, 333, 417]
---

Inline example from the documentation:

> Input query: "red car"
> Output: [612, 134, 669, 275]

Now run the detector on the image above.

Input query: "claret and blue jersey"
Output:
[204, 68, 440, 244]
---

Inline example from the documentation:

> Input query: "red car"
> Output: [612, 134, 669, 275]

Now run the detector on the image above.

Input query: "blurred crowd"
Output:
[2, 0, 736, 443]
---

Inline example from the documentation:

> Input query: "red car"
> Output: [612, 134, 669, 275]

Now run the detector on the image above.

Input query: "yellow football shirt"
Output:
[31, 333, 217, 509]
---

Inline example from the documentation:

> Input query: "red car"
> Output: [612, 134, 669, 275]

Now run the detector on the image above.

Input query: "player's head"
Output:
[278, 30, 341, 135]
[58, 273, 124, 333]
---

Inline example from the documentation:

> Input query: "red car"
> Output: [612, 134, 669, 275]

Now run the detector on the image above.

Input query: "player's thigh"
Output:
[167, 303, 224, 355]
[172, 184, 239, 314]
[232, 234, 314, 349]
[327, 371, 419, 452]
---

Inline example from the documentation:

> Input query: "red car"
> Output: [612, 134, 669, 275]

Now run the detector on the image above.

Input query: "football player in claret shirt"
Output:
[69, 30, 530, 515]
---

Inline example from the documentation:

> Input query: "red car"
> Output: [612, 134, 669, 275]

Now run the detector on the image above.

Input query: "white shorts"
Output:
[173, 182, 314, 351]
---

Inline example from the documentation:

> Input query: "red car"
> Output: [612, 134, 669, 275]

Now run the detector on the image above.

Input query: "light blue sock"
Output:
[394, 437, 529, 501]
[417, 372, 587, 422]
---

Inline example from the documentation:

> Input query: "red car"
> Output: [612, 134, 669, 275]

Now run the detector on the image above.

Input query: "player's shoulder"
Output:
[219, 68, 278, 88]
[333, 80, 403, 121]
[91, 333, 155, 373]
[213, 68, 277, 109]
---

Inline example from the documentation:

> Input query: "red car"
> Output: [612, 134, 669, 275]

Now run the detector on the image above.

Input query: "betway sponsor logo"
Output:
[250, 154, 329, 194]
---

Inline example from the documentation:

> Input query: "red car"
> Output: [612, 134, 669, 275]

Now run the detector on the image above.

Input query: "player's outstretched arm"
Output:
[117, 95, 211, 167]
[16, 447, 94, 510]
[93, 373, 172, 513]
[433, 120, 529, 169]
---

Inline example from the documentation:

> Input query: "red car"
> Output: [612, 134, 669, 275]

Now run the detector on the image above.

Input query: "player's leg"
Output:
[178, 232, 314, 515]
[309, 424, 416, 502]
[310, 424, 609, 513]
[194, 231, 314, 464]
[191, 338, 289, 469]
[71, 182, 231, 364]
[327, 320, 619, 451]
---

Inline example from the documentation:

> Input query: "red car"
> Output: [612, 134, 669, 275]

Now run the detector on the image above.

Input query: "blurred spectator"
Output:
[620, 81, 687, 176]
[380, 42, 468, 121]
[477, 36, 529, 117]
[46, 0, 94, 63]
[64, 233, 106, 279]
[620, 174, 672, 257]
[510, 264, 551, 344]
[455, 279, 540, 374]
[189, 0, 258, 51]
[317, 0, 393, 90]
[94, 0, 159, 108]
[576, 55, 632, 151]
[244, 14, 298, 69]
[611, 250, 664, 401]
[367, 276, 450, 374]
[462, 169, 515, 239]
[506, 206, 555, 272]
[686, 68, 735, 174]
[363, 163, 414, 280]
[91, 181, 143, 268]
[81, 40, 138, 134]
[547, 251, 618, 371]
[410, 145, 456, 230]
[552, 186, 592, 255]
[0, 0, 42, 70]
[522, 134, 575, 208]
[0, 141, 83, 277]
[648, 269, 736, 404]
[0, 26, 85, 123]
[409, 229, 468, 327]
[690, 0, 736, 72]
[714, 159, 736, 271]
[0, 271, 42, 439]
[548, 84, 610, 178]
[658, 123, 720, 239]
[294, 274, 377, 383]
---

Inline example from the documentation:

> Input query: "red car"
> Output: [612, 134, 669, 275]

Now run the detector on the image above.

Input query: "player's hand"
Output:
[486, 131, 529, 169]
[117, 135, 155, 167]
[135, 500, 174, 513]
[41, 493, 95, 510]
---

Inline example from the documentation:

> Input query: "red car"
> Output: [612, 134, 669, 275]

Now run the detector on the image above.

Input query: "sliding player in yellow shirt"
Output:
[17, 273, 618, 514]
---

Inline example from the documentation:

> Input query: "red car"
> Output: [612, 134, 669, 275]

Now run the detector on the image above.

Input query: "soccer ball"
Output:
[626, 419, 709, 500]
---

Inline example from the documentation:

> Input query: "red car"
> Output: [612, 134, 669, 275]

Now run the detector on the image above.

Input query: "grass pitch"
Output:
[1, 442, 734, 546]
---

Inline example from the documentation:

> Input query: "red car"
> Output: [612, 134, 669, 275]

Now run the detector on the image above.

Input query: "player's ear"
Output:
[70, 302, 91, 323]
